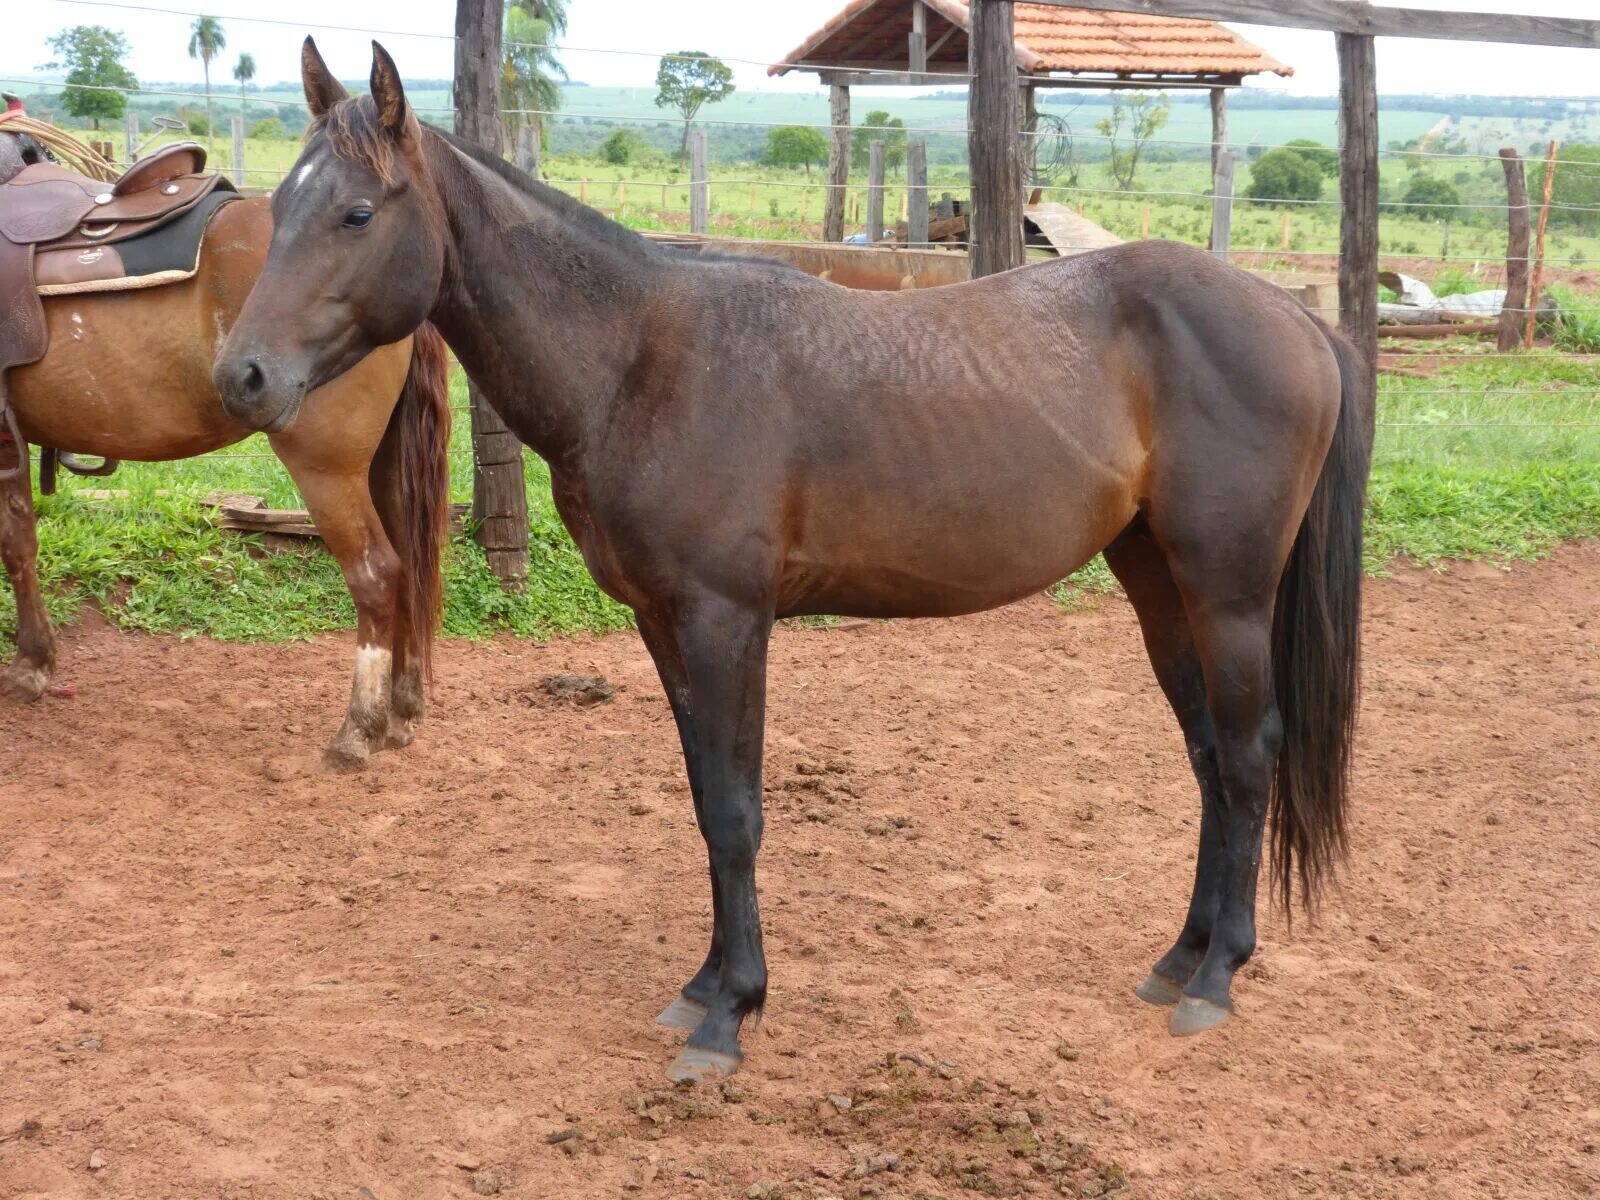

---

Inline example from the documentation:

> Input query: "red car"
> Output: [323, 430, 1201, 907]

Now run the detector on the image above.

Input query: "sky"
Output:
[4, 0, 1598, 103]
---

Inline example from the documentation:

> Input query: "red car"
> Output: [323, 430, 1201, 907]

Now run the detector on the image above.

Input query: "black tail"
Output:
[1270, 319, 1372, 912]
[387, 322, 451, 682]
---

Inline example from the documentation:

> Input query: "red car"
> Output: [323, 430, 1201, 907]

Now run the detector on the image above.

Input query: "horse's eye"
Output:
[342, 207, 374, 230]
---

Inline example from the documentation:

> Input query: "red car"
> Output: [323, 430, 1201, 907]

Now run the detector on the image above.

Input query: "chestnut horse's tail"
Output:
[384, 321, 452, 680]
[1269, 319, 1371, 912]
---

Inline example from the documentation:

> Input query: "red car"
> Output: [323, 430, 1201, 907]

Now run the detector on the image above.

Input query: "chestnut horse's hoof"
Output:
[665, 1045, 742, 1084]
[321, 743, 371, 773]
[0, 665, 49, 703]
[1134, 972, 1184, 1007]
[1169, 995, 1232, 1037]
[656, 994, 709, 1030]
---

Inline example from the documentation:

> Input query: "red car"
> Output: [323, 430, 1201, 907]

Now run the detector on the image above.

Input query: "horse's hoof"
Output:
[656, 994, 709, 1030]
[1134, 972, 1184, 1007]
[0, 667, 48, 703]
[321, 743, 370, 773]
[665, 1046, 742, 1084]
[384, 718, 416, 750]
[1169, 995, 1232, 1037]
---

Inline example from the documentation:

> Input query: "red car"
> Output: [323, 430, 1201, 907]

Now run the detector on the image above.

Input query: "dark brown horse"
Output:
[0, 120, 451, 770]
[216, 41, 1372, 1081]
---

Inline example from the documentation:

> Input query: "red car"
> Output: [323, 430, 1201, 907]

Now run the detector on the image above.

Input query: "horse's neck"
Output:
[425, 136, 656, 466]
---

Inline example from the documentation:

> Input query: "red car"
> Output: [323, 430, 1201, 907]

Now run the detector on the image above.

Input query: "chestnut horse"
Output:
[217, 42, 1372, 1080]
[0, 122, 450, 770]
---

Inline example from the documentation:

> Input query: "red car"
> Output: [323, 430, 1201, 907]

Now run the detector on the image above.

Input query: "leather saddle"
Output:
[0, 142, 236, 482]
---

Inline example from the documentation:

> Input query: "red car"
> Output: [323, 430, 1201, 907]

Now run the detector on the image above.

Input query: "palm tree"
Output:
[233, 52, 255, 129]
[502, 0, 567, 157]
[187, 15, 226, 154]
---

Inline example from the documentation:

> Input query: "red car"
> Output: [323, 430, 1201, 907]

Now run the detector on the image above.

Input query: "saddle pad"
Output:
[34, 189, 240, 296]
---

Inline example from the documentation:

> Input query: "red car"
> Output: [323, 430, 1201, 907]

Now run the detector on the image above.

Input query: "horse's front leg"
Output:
[649, 594, 772, 1082]
[271, 445, 400, 771]
[0, 437, 56, 702]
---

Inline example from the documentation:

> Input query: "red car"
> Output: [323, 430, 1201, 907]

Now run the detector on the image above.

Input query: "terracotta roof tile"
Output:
[772, 0, 1291, 79]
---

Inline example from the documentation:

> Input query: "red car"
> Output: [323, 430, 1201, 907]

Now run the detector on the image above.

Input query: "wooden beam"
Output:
[455, 0, 529, 587]
[824, 84, 851, 242]
[910, 0, 928, 72]
[1337, 32, 1379, 365]
[1021, 84, 1039, 186]
[1210, 149, 1235, 260]
[1209, 86, 1227, 197]
[819, 69, 967, 87]
[867, 139, 887, 240]
[1011, 0, 1600, 50]
[689, 130, 710, 234]
[928, 13, 964, 58]
[968, 0, 1025, 277]
[1497, 148, 1530, 353]
[907, 140, 930, 247]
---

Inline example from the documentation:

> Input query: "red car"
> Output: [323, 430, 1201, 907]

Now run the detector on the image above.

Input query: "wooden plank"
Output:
[1013, 0, 1600, 49]
[1210, 149, 1235, 261]
[867, 139, 886, 241]
[910, 0, 928, 72]
[907, 140, 930, 247]
[1337, 32, 1380, 369]
[824, 84, 851, 243]
[1497, 148, 1530, 353]
[455, 0, 529, 586]
[967, 0, 1025, 278]
[819, 70, 967, 88]
[1378, 322, 1498, 339]
[689, 130, 710, 235]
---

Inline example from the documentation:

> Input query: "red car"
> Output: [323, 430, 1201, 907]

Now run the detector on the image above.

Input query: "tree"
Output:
[850, 110, 907, 176]
[42, 26, 137, 130]
[248, 116, 285, 140]
[1246, 146, 1324, 204]
[654, 51, 734, 164]
[187, 15, 226, 154]
[1283, 138, 1339, 178]
[601, 128, 645, 165]
[232, 51, 255, 124]
[1399, 175, 1461, 220]
[764, 125, 827, 178]
[503, 0, 567, 150]
[1096, 91, 1170, 190]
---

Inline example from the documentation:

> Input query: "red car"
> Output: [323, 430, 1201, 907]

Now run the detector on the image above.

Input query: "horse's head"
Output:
[0, 96, 55, 185]
[214, 39, 445, 432]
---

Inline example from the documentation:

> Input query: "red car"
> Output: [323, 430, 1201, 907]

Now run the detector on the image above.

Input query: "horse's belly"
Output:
[780, 476, 1136, 620]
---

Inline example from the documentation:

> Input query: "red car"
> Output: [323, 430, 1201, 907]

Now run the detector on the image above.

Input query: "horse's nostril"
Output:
[240, 359, 266, 398]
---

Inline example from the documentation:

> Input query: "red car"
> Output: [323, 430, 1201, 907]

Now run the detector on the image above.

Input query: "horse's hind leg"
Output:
[271, 442, 400, 771]
[1103, 519, 1225, 1006]
[0, 441, 56, 701]
[369, 433, 424, 749]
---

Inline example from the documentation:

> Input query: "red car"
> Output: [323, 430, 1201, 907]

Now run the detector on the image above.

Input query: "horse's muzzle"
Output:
[213, 351, 306, 433]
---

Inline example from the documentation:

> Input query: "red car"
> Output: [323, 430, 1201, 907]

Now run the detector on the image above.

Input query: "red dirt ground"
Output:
[3, 546, 1600, 1200]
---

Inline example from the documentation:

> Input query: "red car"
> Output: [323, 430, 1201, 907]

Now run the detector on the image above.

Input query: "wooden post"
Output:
[867, 139, 886, 241]
[1210, 150, 1235, 260]
[660, 182, 668, 210]
[824, 84, 851, 243]
[1497, 148, 1530, 353]
[801, 187, 809, 228]
[125, 111, 140, 164]
[1525, 138, 1558, 347]
[907, 140, 929, 247]
[515, 123, 540, 177]
[749, 183, 758, 220]
[910, 0, 928, 72]
[968, 0, 1024, 277]
[617, 179, 627, 214]
[689, 130, 709, 234]
[580, 179, 589, 204]
[1021, 83, 1039, 187]
[1141, 206, 1151, 239]
[231, 115, 245, 181]
[455, 0, 529, 586]
[1209, 87, 1228, 194]
[1337, 31, 1379, 362]
[1282, 211, 1292, 250]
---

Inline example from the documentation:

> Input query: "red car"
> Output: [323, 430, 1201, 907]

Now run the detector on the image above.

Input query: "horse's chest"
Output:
[547, 470, 637, 606]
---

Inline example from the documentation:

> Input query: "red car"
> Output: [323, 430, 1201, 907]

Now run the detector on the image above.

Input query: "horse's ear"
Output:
[301, 37, 348, 118]
[369, 41, 416, 141]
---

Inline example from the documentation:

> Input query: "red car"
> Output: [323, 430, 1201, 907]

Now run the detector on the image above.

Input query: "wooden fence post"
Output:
[824, 83, 850, 243]
[1526, 138, 1559, 348]
[867, 139, 886, 241]
[125, 112, 140, 164]
[1336, 31, 1380, 368]
[1497, 147, 1530, 353]
[515, 123, 540, 177]
[967, 0, 1024, 277]
[907, 140, 929, 247]
[1210, 149, 1235, 260]
[231, 116, 245, 182]
[689, 130, 709, 234]
[455, 0, 529, 586]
